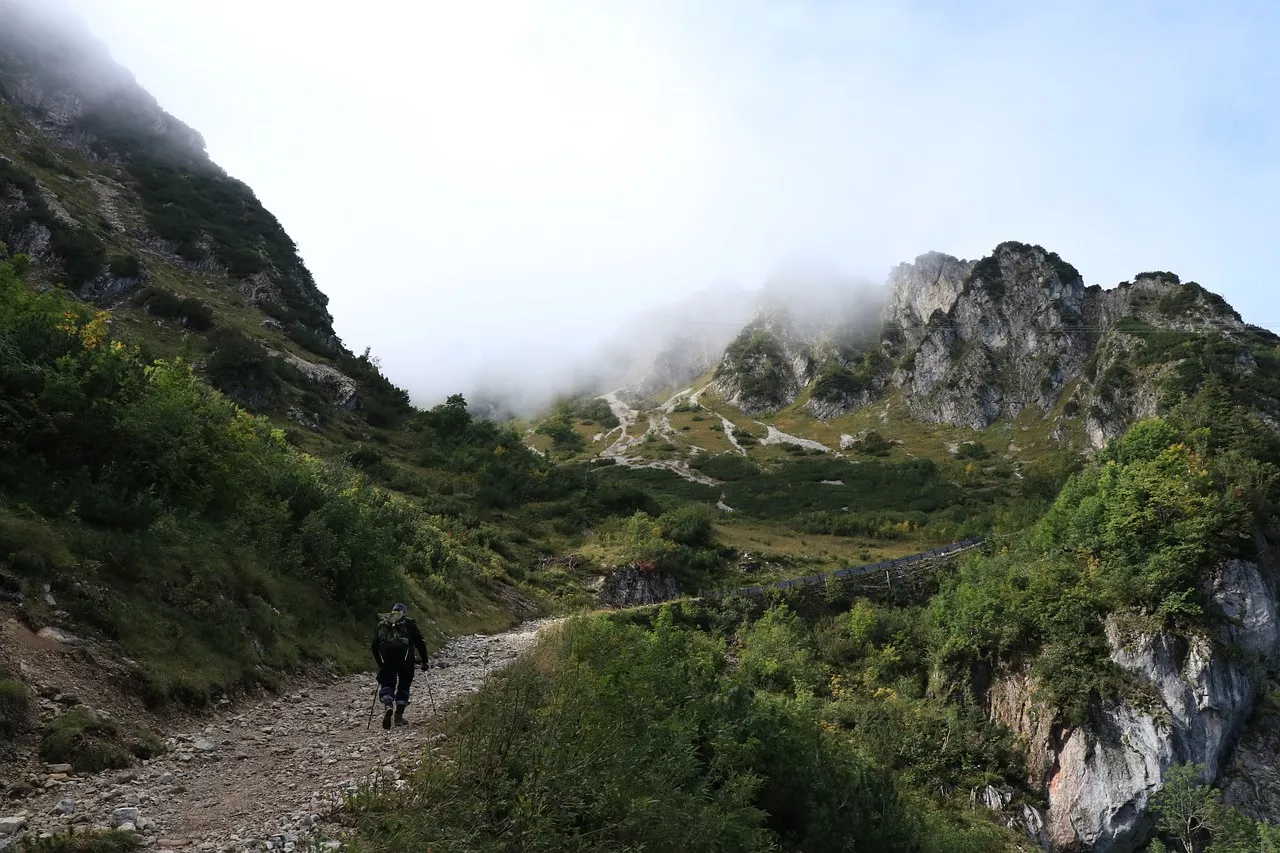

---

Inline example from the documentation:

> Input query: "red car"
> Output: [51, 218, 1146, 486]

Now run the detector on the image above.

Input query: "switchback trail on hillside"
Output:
[4, 619, 559, 853]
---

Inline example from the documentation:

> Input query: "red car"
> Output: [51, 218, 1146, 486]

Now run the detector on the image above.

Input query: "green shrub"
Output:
[107, 255, 143, 279]
[932, 393, 1280, 723]
[203, 328, 278, 405]
[955, 441, 989, 460]
[691, 454, 760, 481]
[0, 678, 32, 737]
[535, 415, 585, 451]
[554, 395, 620, 428]
[855, 430, 892, 456]
[135, 286, 214, 330]
[39, 709, 134, 773]
[12, 828, 142, 853]
[348, 612, 928, 852]
[658, 504, 716, 548]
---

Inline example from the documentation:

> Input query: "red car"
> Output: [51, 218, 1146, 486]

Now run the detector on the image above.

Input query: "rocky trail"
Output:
[1, 619, 558, 853]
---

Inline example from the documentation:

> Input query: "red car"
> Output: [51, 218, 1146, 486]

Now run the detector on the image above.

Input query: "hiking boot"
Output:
[394, 705, 407, 727]
[381, 707, 393, 730]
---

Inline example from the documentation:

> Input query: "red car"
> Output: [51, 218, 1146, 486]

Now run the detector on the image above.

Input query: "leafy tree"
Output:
[1150, 764, 1217, 853]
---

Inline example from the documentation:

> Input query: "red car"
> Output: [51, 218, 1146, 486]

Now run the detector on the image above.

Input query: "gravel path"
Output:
[2, 619, 559, 853]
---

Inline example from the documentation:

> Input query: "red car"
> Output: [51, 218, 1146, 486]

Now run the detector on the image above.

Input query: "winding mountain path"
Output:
[4, 619, 559, 853]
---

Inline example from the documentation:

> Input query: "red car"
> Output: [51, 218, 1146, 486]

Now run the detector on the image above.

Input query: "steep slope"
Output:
[0, 0, 409, 432]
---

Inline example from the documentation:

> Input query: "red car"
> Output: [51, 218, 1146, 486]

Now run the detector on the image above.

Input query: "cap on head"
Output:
[392, 603, 408, 613]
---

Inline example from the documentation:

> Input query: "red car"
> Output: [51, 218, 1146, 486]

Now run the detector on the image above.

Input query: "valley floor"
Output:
[2, 619, 559, 853]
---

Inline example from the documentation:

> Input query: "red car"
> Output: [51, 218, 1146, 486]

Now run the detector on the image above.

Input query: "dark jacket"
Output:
[372, 616, 428, 666]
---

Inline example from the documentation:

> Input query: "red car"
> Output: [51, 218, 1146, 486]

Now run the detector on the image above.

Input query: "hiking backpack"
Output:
[376, 614, 412, 657]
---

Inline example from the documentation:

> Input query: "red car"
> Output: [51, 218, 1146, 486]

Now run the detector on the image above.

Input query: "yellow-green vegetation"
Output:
[667, 409, 737, 454]
[575, 505, 722, 588]
[714, 519, 927, 577]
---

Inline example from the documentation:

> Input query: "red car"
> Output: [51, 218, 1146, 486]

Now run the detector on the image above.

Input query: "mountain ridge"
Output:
[700, 240, 1277, 449]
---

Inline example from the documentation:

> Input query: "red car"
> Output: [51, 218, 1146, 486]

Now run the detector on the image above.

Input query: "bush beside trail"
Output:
[0, 255, 532, 704]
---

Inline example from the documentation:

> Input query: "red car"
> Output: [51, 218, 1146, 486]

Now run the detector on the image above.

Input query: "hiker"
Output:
[371, 602, 429, 729]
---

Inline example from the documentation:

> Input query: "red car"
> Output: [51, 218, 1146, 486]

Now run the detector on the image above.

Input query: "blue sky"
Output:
[68, 0, 1280, 403]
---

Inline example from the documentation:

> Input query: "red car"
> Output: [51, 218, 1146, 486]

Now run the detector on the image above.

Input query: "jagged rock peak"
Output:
[882, 251, 975, 334]
[887, 242, 1092, 430]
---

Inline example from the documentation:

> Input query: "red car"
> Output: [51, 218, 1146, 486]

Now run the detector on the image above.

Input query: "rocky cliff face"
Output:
[710, 314, 820, 414]
[886, 242, 1091, 431]
[0, 2, 205, 163]
[709, 241, 1278, 446]
[596, 566, 681, 608]
[989, 557, 1279, 852]
[0, 0, 337, 348]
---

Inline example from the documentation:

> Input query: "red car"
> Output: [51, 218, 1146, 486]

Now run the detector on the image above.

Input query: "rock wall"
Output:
[595, 566, 680, 608]
[989, 558, 1279, 852]
[885, 242, 1092, 431]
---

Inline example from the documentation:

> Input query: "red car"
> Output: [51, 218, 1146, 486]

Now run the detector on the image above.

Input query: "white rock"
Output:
[996, 557, 1277, 853]
[52, 799, 76, 815]
[36, 627, 79, 644]
[156, 772, 175, 785]
[0, 816, 28, 836]
[111, 807, 140, 828]
[194, 738, 220, 752]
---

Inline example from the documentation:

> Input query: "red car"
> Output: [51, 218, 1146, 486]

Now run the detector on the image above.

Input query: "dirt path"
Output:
[4, 619, 559, 853]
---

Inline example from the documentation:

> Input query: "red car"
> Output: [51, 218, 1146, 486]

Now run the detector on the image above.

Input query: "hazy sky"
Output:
[67, 0, 1280, 404]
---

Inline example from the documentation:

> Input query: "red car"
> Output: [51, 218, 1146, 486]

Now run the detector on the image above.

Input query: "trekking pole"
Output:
[424, 659, 437, 714]
[365, 685, 378, 730]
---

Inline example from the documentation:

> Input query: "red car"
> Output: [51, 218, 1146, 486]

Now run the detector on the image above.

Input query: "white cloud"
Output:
[68, 0, 1280, 404]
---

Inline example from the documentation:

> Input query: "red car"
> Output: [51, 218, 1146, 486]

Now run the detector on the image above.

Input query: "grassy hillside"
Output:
[0, 254, 668, 706]
[340, 381, 1280, 852]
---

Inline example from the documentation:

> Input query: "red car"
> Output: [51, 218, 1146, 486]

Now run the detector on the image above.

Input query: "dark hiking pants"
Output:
[377, 656, 415, 707]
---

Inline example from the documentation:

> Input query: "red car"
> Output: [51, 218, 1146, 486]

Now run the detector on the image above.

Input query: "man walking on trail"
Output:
[371, 603, 429, 729]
